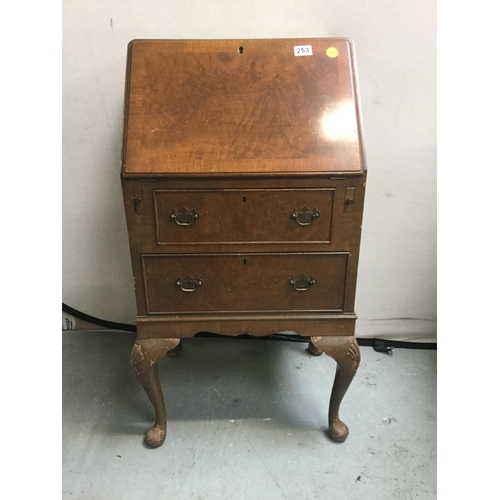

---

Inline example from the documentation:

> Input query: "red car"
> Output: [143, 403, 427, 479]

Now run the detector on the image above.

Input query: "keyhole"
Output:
[238, 46, 244, 54]
[243, 259, 247, 266]
[243, 196, 247, 203]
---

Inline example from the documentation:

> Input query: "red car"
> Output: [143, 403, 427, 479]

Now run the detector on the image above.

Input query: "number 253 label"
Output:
[293, 45, 313, 56]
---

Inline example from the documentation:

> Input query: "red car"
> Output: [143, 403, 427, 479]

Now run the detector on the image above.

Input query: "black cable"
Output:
[62, 303, 436, 350]
[62, 303, 137, 332]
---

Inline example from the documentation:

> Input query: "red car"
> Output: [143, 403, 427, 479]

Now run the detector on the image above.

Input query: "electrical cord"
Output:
[61, 303, 308, 342]
[62, 303, 436, 350]
[62, 303, 136, 332]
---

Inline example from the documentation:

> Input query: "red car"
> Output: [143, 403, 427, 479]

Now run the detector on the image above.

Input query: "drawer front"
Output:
[153, 189, 335, 245]
[142, 253, 348, 314]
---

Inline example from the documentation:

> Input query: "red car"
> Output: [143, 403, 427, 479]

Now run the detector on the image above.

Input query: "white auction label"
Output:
[293, 45, 313, 56]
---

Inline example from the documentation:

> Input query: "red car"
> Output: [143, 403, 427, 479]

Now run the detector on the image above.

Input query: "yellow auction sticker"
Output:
[326, 47, 339, 58]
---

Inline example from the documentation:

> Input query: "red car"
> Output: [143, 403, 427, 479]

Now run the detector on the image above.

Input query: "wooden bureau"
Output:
[121, 38, 366, 447]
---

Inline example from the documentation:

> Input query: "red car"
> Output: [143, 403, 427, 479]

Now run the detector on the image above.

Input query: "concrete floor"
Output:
[62, 331, 436, 500]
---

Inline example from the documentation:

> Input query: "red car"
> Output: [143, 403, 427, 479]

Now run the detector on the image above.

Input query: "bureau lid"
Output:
[121, 38, 366, 176]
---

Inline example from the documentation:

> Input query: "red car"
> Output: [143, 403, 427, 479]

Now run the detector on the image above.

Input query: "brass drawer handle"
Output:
[290, 206, 320, 226]
[289, 274, 316, 291]
[176, 275, 203, 292]
[170, 207, 200, 226]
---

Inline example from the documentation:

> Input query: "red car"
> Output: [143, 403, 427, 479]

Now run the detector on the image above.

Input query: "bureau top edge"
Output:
[121, 38, 366, 176]
[126, 37, 356, 45]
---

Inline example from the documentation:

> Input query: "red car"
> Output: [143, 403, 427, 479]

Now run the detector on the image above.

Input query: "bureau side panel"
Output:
[121, 178, 150, 314]
[342, 173, 366, 312]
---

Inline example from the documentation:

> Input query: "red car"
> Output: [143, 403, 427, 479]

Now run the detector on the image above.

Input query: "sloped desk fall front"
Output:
[121, 38, 366, 447]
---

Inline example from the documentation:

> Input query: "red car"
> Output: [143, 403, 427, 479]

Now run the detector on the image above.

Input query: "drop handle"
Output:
[170, 207, 200, 226]
[290, 206, 320, 226]
[176, 275, 203, 292]
[289, 274, 316, 291]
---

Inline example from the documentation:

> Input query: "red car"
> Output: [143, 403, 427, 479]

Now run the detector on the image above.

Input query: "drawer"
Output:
[142, 252, 348, 314]
[153, 189, 335, 245]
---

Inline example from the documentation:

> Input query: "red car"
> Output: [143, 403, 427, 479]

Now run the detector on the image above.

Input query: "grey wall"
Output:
[62, 0, 436, 342]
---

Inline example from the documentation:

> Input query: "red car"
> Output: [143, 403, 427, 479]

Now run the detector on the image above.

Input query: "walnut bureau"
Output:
[121, 38, 366, 448]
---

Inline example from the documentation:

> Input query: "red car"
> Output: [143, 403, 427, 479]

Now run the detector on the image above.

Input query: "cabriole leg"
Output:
[130, 338, 181, 448]
[307, 340, 323, 356]
[166, 339, 183, 357]
[310, 336, 360, 442]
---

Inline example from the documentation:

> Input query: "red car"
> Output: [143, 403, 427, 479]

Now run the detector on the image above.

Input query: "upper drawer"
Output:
[153, 188, 335, 245]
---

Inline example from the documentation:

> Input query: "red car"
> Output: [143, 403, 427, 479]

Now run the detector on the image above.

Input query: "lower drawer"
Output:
[142, 252, 348, 314]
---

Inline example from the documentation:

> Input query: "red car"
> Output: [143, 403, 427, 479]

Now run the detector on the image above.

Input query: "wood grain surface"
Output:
[120, 38, 367, 445]
[153, 188, 335, 245]
[122, 38, 365, 175]
[141, 252, 349, 314]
